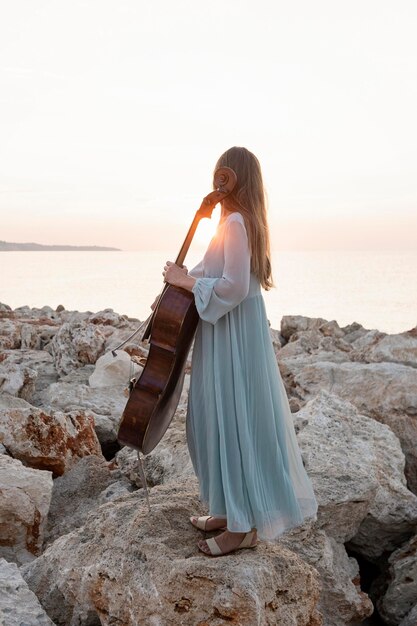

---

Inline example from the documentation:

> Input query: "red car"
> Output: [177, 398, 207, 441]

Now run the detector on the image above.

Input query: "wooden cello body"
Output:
[117, 167, 237, 454]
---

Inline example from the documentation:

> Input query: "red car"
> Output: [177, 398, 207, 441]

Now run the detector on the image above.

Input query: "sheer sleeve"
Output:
[191, 215, 250, 324]
[188, 259, 204, 278]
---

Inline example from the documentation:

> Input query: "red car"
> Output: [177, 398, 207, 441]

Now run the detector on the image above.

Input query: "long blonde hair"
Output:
[214, 146, 274, 290]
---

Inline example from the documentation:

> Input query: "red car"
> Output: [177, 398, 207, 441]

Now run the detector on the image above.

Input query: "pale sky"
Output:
[1, 0, 416, 251]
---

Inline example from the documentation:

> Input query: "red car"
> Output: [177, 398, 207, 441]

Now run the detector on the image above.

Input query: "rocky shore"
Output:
[0, 302, 416, 626]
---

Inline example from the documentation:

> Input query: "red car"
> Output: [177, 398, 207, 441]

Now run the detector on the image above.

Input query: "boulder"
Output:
[45, 455, 134, 545]
[115, 405, 195, 489]
[0, 318, 21, 349]
[294, 391, 417, 559]
[350, 326, 417, 368]
[0, 348, 58, 395]
[21, 484, 322, 626]
[20, 320, 59, 350]
[286, 361, 417, 495]
[0, 362, 37, 401]
[0, 558, 55, 625]
[280, 315, 334, 340]
[399, 603, 417, 626]
[278, 526, 374, 625]
[0, 394, 103, 476]
[88, 308, 130, 327]
[36, 380, 127, 446]
[0, 455, 52, 565]
[50, 321, 106, 375]
[88, 349, 141, 388]
[377, 533, 417, 625]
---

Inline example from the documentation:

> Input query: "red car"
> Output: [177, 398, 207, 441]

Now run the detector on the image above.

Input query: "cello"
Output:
[117, 166, 237, 457]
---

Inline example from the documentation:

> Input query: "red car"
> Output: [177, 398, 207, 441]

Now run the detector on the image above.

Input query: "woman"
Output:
[162, 146, 318, 557]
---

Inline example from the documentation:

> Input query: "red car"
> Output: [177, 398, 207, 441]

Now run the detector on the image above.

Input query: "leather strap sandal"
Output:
[199, 529, 258, 557]
[189, 515, 227, 531]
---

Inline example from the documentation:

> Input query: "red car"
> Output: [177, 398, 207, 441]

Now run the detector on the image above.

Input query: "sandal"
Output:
[189, 515, 227, 532]
[198, 529, 258, 557]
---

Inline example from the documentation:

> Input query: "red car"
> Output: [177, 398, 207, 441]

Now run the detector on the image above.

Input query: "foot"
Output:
[198, 528, 258, 556]
[190, 515, 227, 532]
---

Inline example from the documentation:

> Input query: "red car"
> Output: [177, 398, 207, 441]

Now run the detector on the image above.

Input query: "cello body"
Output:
[117, 167, 237, 454]
[117, 285, 199, 454]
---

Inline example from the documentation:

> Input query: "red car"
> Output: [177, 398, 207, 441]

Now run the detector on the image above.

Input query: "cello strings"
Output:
[110, 313, 152, 357]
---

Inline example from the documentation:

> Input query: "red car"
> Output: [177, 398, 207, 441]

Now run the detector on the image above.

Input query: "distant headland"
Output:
[0, 241, 121, 251]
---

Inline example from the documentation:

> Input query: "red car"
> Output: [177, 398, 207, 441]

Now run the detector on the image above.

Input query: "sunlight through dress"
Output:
[186, 211, 318, 541]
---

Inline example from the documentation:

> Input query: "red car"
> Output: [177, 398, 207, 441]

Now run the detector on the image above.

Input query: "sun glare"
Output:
[194, 206, 221, 246]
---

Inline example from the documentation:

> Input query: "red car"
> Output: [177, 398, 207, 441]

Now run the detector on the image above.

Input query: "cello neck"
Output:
[175, 213, 202, 268]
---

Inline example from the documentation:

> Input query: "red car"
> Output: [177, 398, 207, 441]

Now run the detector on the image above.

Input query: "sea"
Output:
[1, 250, 416, 335]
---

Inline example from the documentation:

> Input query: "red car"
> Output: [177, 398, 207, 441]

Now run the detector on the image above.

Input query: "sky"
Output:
[1, 0, 416, 251]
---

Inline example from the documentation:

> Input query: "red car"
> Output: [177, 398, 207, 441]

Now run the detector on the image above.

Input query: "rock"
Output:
[277, 329, 353, 364]
[269, 327, 285, 350]
[0, 318, 21, 349]
[0, 394, 103, 476]
[0, 349, 58, 396]
[0, 302, 13, 316]
[287, 361, 417, 495]
[399, 603, 417, 626]
[279, 527, 374, 625]
[50, 321, 106, 375]
[0, 558, 56, 625]
[280, 315, 331, 340]
[88, 349, 142, 388]
[98, 478, 135, 503]
[20, 321, 59, 350]
[45, 455, 134, 545]
[0, 455, 52, 565]
[351, 327, 417, 368]
[116, 406, 196, 489]
[0, 362, 37, 401]
[295, 391, 417, 559]
[377, 534, 417, 625]
[56, 364, 95, 385]
[21, 484, 322, 626]
[36, 380, 127, 446]
[88, 308, 129, 327]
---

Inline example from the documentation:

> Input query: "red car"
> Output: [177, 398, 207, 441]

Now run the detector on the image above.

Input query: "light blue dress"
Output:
[186, 211, 318, 541]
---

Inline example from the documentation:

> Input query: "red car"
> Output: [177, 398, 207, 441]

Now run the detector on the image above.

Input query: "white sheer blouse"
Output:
[188, 212, 251, 325]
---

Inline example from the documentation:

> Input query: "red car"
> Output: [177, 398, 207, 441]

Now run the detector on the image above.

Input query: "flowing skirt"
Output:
[186, 293, 318, 541]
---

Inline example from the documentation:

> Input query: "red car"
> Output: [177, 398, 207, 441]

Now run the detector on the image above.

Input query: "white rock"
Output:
[0, 362, 37, 400]
[0, 558, 55, 625]
[352, 327, 417, 368]
[50, 321, 106, 375]
[0, 349, 58, 396]
[0, 318, 21, 349]
[278, 527, 374, 625]
[89, 349, 142, 388]
[37, 380, 127, 446]
[289, 361, 417, 495]
[295, 391, 417, 558]
[21, 484, 322, 626]
[116, 405, 195, 489]
[0, 455, 53, 565]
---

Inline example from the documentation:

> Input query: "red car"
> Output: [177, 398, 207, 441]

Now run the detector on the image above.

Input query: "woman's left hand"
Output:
[163, 261, 187, 287]
[163, 261, 196, 292]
